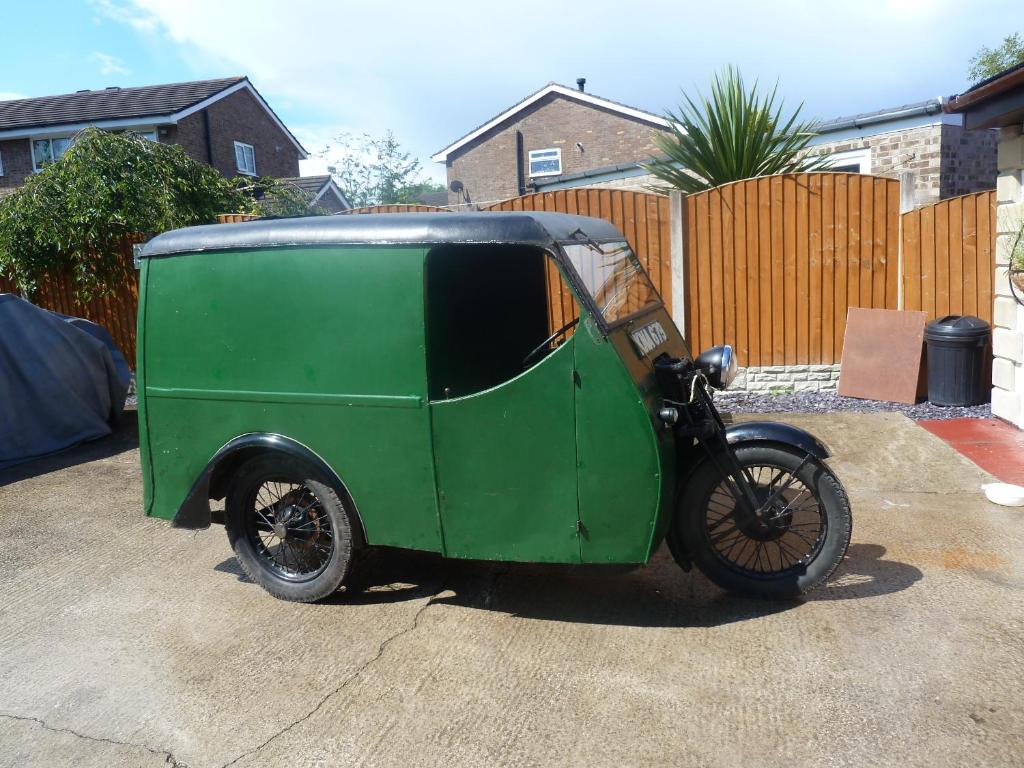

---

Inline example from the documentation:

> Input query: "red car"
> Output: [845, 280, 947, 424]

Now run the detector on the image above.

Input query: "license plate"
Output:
[629, 321, 667, 358]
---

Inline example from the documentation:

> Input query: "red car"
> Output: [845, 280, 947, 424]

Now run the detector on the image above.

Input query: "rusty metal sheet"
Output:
[838, 308, 927, 405]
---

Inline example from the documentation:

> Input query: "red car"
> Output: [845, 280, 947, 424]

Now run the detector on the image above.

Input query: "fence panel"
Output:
[342, 203, 450, 214]
[0, 235, 144, 366]
[684, 173, 902, 366]
[901, 189, 996, 325]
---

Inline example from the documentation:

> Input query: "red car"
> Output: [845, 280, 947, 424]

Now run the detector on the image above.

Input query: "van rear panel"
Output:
[137, 244, 443, 553]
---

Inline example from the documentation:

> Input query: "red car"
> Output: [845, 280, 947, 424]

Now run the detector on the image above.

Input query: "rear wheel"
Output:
[672, 443, 851, 598]
[225, 454, 361, 602]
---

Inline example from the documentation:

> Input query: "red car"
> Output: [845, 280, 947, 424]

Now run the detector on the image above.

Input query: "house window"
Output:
[528, 148, 562, 177]
[234, 141, 256, 175]
[32, 136, 74, 171]
[822, 147, 872, 175]
[0, 148, 4, 177]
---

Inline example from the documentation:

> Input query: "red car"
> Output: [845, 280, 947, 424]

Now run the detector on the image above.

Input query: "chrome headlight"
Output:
[696, 344, 738, 389]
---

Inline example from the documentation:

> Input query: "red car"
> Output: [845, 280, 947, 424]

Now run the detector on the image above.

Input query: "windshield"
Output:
[560, 240, 662, 326]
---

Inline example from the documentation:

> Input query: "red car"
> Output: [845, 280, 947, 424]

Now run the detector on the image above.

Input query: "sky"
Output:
[0, 0, 1019, 184]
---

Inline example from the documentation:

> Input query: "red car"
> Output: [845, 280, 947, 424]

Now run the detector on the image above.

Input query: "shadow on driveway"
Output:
[214, 541, 922, 628]
[0, 410, 139, 486]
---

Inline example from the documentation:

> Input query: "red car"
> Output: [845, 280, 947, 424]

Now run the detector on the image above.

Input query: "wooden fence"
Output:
[0, 235, 144, 365]
[343, 203, 450, 214]
[684, 173, 902, 366]
[902, 189, 996, 321]
[0, 181, 996, 372]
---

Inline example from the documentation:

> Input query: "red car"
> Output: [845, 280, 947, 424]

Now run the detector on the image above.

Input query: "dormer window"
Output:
[528, 148, 562, 177]
[234, 141, 256, 175]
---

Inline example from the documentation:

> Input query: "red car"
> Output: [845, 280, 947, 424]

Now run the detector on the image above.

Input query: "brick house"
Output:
[434, 81, 996, 209]
[0, 76, 307, 194]
[431, 80, 670, 207]
[278, 175, 351, 214]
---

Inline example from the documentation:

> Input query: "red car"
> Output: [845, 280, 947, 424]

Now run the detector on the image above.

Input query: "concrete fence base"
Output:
[730, 364, 842, 393]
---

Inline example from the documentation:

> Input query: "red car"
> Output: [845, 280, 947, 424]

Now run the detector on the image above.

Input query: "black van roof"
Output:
[138, 211, 625, 259]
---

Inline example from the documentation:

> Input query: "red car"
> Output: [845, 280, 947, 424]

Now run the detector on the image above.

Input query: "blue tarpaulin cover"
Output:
[0, 294, 128, 469]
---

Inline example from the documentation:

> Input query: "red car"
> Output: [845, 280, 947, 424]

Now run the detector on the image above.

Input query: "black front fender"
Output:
[723, 421, 831, 459]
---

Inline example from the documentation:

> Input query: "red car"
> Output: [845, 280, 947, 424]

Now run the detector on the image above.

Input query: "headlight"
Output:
[696, 344, 738, 389]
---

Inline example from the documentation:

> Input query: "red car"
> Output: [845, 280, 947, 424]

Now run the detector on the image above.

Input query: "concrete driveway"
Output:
[0, 412, 1022, 767]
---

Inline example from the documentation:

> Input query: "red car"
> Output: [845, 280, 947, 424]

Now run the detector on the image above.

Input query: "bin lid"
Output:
[924, 314, 990, 341]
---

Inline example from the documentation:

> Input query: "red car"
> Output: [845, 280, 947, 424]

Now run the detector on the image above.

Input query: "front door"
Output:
[425, 244, 581, 562]
[430, 339, 580, 561]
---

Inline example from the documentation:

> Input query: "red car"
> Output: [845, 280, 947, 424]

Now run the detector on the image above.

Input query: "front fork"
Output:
[657, 359, 810, 523]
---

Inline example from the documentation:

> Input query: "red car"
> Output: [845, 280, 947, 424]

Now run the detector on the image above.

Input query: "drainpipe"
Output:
[516, 130, 526, 195]
[202, 109, 214, 166]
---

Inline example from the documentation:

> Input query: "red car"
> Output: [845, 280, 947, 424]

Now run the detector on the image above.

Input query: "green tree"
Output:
[393, 179, 448, 205]
[0, 128, 254, 300]
[968, 33, 1024, 83]
[320, 131, 438, 207]
[641, 66, 825, 194]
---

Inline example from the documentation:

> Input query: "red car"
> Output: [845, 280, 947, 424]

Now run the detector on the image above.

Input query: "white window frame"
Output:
[528, 147, 562, 178]
[234, 141, 257, 176]
[31, 136, 75, 172]
[822, 147, 872, 175]
[29, 127, 158, 173]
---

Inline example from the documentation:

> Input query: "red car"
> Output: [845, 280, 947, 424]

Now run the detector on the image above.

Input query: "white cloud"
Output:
[0, 92, 26, 102]
[93, 0, 1015, 174]
[93, 51, 130, 76]
[89, 0, 159, 31]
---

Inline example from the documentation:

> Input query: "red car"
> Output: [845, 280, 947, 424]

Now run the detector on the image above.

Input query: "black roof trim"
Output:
[138, 212, 624, 258]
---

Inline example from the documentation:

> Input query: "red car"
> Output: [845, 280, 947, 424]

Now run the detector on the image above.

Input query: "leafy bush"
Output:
[642, 66, 825, 194]
[0, 128, 287, 299]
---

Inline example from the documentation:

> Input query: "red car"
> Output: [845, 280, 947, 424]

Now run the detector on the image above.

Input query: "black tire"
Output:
[225, 454, 361, 602]
[673, 443, 852, 598]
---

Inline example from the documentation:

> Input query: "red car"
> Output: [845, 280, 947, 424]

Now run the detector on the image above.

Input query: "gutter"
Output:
[815, 100, 944, 133]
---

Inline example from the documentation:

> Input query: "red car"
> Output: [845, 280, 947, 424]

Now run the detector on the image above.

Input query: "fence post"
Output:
[897, 171, 916, 310]
[669, 190, 688, 338]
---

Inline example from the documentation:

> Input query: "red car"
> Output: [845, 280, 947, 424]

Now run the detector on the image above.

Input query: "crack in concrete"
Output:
[219, 582, 447, 768]
[0, 712, 184, 766]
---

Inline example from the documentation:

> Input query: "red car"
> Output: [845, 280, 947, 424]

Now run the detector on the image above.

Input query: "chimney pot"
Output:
[576, 77, 586, 92]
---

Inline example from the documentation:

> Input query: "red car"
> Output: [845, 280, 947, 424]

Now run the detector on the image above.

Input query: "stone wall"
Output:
[730, 364, 842, 393]
[991, 124, 1024, 429]
[806, 123, 996, 207]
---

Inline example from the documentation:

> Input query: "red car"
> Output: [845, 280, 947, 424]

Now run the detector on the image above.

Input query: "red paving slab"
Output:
[917, 418, 1024, 485]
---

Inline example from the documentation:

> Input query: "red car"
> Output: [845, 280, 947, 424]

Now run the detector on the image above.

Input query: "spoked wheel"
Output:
[225, 455, 360, 602]
[673, 443, 851, 598]
[246, 481, 334, 580]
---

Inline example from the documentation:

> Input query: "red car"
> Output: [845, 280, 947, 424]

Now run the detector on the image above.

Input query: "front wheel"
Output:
[671, 443, 852, 598]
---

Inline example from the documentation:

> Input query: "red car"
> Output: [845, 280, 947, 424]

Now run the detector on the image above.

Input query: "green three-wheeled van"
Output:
[137, 212, 851, 602]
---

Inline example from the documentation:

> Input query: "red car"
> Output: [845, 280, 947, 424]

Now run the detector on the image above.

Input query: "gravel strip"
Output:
[715, 390, 991, 420]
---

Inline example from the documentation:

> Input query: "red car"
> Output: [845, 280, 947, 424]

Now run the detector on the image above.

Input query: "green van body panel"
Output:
[430, 338, 580, 562]
[137, 214, 692, 566]
[140, 245, 444, 553]
[573, 315, 667, 563]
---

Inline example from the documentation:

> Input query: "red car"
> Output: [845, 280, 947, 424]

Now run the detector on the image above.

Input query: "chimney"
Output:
[576, 77, 586, 92]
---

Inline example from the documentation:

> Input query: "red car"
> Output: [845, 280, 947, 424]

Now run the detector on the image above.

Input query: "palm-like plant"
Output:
[642, 66, 826, 194]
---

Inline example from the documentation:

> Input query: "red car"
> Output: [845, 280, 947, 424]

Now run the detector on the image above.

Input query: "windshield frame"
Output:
[554, 237, 665, 334]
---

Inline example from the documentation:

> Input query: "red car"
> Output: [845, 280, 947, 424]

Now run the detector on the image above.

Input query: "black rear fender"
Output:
[173, 433, 365, 547]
